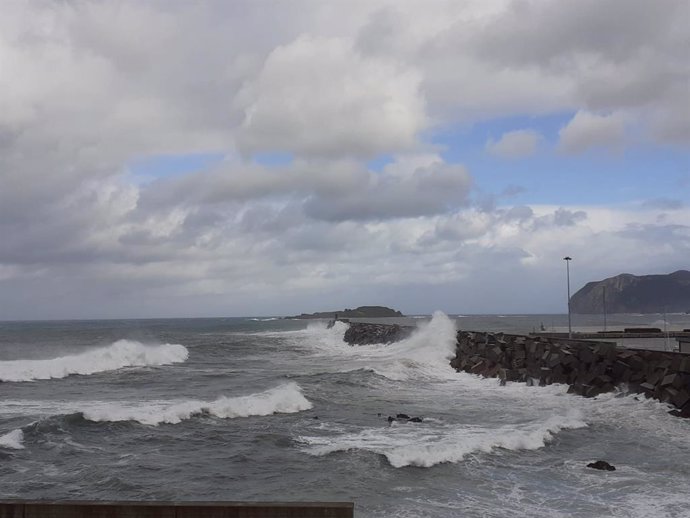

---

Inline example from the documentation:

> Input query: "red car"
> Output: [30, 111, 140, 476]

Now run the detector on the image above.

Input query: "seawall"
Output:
[452, 330, 690, 417]
[342, 322, 690, 417]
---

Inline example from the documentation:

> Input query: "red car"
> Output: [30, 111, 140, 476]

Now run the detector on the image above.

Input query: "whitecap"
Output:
[80, 382, 312, 426]
[299, 411, 587, 468]
[0, 340, 189, 382]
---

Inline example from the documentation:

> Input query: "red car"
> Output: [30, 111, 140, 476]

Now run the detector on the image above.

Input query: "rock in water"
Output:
[587, 460, 616, 471]
[343, 323, 414, 345]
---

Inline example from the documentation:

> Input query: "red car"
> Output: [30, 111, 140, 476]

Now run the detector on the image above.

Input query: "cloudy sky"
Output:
[1, 0, 689, 319]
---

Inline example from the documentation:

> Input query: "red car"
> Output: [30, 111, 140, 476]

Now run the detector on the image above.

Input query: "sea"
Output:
[1, 313, 689, 517]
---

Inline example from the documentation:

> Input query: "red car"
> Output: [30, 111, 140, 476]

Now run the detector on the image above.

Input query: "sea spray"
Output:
[0, 340, 189, 382]
[80, 382, 312, 425]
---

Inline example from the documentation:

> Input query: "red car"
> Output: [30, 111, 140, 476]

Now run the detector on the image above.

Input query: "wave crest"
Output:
[0, 429, 24, 450]
[81, 382, 312, 426]
[300, 412, 587, 468]
[0, 340, 189, 382]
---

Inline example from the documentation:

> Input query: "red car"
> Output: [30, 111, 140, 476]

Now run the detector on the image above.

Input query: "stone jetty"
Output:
[341, 321, 690, 416]
[452, 330, 690, 416]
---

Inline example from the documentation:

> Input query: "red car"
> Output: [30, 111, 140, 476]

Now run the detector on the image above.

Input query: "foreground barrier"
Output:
[0, 501, 354, 518]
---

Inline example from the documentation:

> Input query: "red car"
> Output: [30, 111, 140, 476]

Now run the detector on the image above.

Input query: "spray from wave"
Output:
[293, 311, 458, 381]
[300, 411, 587, 468]
[79, 382, 312, 426]
[0, 340, 189, 382]
[0, 429, 24, 450]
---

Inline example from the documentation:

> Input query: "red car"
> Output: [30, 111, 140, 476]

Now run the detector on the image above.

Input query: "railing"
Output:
[0, 500, 354, 518]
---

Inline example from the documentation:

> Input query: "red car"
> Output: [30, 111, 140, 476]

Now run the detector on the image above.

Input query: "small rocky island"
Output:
[570, 270, 690, 314]
[286, 305, 404, 319]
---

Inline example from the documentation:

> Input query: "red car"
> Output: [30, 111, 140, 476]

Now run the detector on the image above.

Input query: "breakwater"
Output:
[453, 330, 690, 416]
[343, 322, 690, 417]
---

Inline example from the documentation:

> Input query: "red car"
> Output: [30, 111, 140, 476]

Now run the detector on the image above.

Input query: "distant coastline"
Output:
[571, 270, 690, 314]
[284, 305, 403, 319]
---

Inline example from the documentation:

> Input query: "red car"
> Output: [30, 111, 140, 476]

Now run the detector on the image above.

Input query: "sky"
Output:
[1, 0, 689, 319]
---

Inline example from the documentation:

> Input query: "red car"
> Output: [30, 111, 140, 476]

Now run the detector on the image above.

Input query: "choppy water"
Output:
[1, 313, 689, 517]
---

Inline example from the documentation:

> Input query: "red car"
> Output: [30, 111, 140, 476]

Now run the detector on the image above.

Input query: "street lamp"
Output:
[563, 256, 572, 339]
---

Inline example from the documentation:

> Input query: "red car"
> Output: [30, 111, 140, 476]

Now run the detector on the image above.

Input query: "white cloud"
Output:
[0, 0, 688, 318]
[235, 35, 427, 158]
[558, 111, 627, 153]
[486, 129, 541, 158]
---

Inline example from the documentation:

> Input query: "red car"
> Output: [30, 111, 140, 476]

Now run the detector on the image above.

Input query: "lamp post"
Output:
[563, 256, 572, 339]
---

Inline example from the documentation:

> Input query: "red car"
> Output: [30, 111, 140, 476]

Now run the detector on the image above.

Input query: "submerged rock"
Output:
[587, 460, 616, 471]
[387, 414, 423, 424]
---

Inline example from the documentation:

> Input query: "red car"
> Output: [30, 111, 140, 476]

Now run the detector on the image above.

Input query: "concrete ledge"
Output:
[0, 501, 354, 518]
[532, 331, 690, 339]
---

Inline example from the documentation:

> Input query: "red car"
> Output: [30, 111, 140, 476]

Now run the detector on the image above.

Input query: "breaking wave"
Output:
[294, 311, 458, 381]
[79, 382, 312, 426]
[0, 340, 189, 382]
[0, 429, 24, 450]
[300, 411, 587, 468]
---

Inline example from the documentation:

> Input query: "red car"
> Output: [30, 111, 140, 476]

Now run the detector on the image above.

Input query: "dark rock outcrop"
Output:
[387, 414, 423, 424]
[587, 460, 616, 471]
[570, 270, 690, 314]
[344, 323, 414, 345]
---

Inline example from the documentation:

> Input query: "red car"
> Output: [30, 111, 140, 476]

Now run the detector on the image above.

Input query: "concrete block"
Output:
[470, 361, 486, 374]
[612, 360, 630, 379]
[640, 382, 656, 393]
[584, 385, 604, 398]
[548, 354, 562, 369]
[511, 357, 525, 369]
[568, 383, 584, 395]
[673, 390, 690, 409]
[628, 355, 645, 371]
[647, 371, 663, 386]
[679, 358, 690, 374]
[578, 348, 594, 363]
[660, 373, 680, 387]
[662, 387, 679, 403]
[630, 371, 646, 383]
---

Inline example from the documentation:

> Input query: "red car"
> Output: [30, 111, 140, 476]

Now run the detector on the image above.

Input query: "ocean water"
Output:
[1, 313, 689, 517]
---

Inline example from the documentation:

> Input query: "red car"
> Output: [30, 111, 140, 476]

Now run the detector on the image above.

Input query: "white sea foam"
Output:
[80, 382, 312, 425]
[300, 411, 587, 468]
[0, 429, 24, 449]
[0, 340, 189, 382]
[294, 311, 458, 381]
